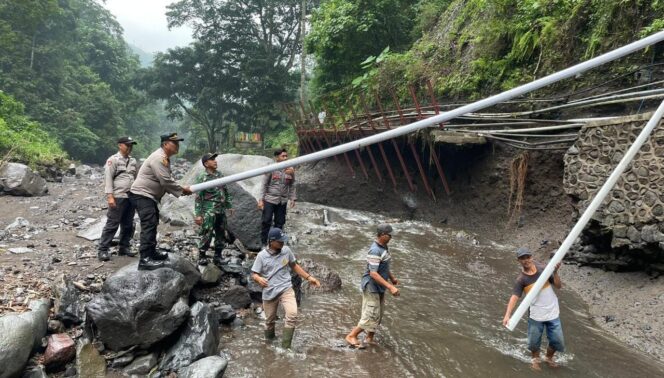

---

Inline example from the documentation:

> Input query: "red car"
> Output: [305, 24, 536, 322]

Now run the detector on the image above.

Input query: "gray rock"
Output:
[0, 163, 47, 196]
[214, 304, 236, 324]
[8, 247, 33, 254]
[160, 302, 219, 373]
[0, 299, 50, 378]
[246, 274, 263, 301]
[123, 353, 157, 376]
[221, 285, 252, 309]
[87, 255, 199, 350]
[76, 342, 106, 378]
[298, 259, 342, 293]
[42, 333, 76, 369]
[75, 164, 92, 177]
[53, 275, 86, 326]
[76, 216, 121, 241]
[199, 263, 223, 284]
[21, 364, 48, 378]
[162, 154, 273, 250]
[110, 354, 135, 368]
[178, 356, 228, 378]
[5, 217, 30, 230]
[627, 226, 642, 243]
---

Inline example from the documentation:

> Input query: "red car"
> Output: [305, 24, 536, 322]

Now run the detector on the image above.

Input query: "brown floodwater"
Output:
[219, 203, 664, 378]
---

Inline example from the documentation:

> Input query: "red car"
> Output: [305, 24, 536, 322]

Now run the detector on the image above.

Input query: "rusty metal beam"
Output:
[323, 103, 358, 177]
[424, 80, 452, 195]
[360, 93, 397, 191]
[335, 98, 383, 182]
[407, 85, 435, 200]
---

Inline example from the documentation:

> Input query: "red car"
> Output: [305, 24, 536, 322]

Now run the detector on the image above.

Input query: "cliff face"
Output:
[564, 113, 664, 272]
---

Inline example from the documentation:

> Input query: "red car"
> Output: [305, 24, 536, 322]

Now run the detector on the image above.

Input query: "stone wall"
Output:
[563, 112, 664, 271]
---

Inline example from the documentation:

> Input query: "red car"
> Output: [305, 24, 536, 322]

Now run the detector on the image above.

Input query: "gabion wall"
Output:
[563, 112, 664, 265]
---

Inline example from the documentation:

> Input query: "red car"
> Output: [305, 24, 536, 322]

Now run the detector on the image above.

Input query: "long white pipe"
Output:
[506, 99, 664, 331]
[190, 30, 664, 193]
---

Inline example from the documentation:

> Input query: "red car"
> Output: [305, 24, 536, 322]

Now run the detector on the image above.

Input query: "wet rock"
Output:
[66, 163, 76, 175]
[213, 304, 236, 324]
[123, 352, 158, 375]
[178, 356, 228, 378]
[76, 342, 106, 377]
[298, 259, 342, 293]
[87, 256, 199, 350]
[63, 366, 76, 377]
[5, 217, 30, 230]
[246, 275, 263, 301]
[53, 275, 86, 326]
[220, 261, 244, 275]
[75, 165, 92, 177]
[110, 354, 135, 368]
[198, 263, 223, 284]
[0, 299, 50, 378]
[0, 163, 47, 196]
[221, 285, 252, 309]
[48, 320, 65, 334]
[160, 302, 219, 373]
[42, 334, 76, 369]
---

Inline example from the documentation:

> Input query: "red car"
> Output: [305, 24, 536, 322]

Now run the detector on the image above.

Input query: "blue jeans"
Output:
[527, 317, 565, 353]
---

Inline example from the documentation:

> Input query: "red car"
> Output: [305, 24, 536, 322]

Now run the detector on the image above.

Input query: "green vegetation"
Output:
[0, 92, 67, 168]
[307, 0, 664, 103]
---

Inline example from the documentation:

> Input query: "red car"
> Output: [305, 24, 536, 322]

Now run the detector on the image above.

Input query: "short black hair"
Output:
[274, 148, 288, 157]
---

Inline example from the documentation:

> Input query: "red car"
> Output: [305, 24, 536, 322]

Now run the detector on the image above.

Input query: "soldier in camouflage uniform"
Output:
[194, 153, 234, 266]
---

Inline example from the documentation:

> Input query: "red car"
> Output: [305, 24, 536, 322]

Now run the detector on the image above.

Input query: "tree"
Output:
[139, 42, 243, 152]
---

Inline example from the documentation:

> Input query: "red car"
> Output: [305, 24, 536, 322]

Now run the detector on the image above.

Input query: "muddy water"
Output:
[221, 203, 664, 377]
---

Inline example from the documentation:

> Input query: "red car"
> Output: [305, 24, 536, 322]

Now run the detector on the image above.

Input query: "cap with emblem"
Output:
[268, 227, 288, 242]
[160, 132, 184, 142]
[201, 152, 219, 165]
[117, 136, 137, 145]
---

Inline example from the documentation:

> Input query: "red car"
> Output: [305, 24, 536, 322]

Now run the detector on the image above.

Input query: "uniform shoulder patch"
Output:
[107, 160, 113, 166]
[161, 158, 169, 167]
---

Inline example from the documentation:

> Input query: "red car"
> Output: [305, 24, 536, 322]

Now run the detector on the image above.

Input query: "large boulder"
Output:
[86, 254, 200, 350]
[0, 299, 50, 378]
[220, 285, 252, 309]
[161, 154, 273, 250]
[160, 302, 219, 373]
[0, 162, 47, 196]
[178, 356, 228, 378]
[298, 259, 342, 293]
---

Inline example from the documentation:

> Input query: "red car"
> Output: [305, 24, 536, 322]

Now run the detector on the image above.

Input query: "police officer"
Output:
[98, 136, 139, 261]
[258, 149, 296, 246]
[194, 153, 234, 266]
[129, 132, 193, 270]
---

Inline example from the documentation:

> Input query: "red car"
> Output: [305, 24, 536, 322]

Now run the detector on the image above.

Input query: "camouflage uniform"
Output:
[195, 170, 232, 256]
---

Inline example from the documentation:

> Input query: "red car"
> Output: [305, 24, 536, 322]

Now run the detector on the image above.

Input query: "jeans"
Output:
[527, 317, 565, 353]
[261, 201, 287, 244]
[98, 197, 135, 251]
[129, 193, 159, 258]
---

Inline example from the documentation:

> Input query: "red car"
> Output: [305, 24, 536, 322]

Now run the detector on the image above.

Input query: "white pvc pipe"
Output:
[191, 30, 664, 193]
[506, 99, 664, 331]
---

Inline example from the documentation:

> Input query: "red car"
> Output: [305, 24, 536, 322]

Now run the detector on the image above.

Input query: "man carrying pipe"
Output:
[502, 247, 564, 371]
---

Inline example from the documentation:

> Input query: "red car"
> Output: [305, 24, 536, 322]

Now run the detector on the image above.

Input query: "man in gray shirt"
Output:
[98, 137, 139, 261]
[129, 132, 192, 270]
[258, 149, 296, 246]
[251, 227, 319, 349]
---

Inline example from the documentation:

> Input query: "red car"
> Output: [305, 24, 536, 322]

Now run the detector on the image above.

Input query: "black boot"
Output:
[152, 250, 169, 260]
[118, 247, 137, 257]
[198, 250, 209, 266]
[213, 249, 223, 266]
[97, 250, 110, 262]
[138, 257, 165, 270]
[264, 328, 276, 342]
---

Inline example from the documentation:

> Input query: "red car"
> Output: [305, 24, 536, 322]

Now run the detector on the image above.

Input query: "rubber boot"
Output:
[198, 250, 209, 266]
[118, 247, 137, 257]
[97, 250, 110, 262]
[264, 328, 276, 341]
[282, 327, 295, 349]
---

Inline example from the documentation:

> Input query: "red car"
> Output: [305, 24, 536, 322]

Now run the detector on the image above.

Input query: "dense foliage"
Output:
[307, 0, 664, 103]
[0, 0, 169, 163]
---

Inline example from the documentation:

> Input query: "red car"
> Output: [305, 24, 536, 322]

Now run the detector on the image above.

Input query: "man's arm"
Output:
[291, 263, 320, 287]
[388, 271, 399, 286]
[502, 294, 520, 326]
[151, 158, 191, 196]
[258, 173, 270, 209]
[551, 262, 562, 289]
[369, 271, 399, 296]
[252, 272, 269, 288]
[104, 158, 117, 208]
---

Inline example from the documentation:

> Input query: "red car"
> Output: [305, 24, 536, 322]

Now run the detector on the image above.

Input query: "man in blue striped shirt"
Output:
[345, 224, 400, 348]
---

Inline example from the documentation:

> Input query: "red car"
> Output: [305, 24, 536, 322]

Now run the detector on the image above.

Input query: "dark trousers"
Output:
[129, 193, 159, 258]
[261, 201, 287, 245]
[98, 197, 136, 252]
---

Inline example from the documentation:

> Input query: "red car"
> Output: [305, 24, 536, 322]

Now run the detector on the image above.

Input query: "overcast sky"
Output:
[100, 0, 193, 52]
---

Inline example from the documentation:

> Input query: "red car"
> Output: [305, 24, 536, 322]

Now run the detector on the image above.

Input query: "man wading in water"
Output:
[345, 223, 400, 348]
[251, 227, 320, 349]
[502, 247, 565, 371]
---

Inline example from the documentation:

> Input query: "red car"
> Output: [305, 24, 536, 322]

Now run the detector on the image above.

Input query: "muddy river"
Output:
[220, 203, 664, 377]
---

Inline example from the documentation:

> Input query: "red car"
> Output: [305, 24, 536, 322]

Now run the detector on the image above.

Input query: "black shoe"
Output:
[152, 250, 169, 260]
[138, 258, 165, 270]
[212, 255, 223, 267]
[97, 250, 110, 262]
[118, 247, 137, 257]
